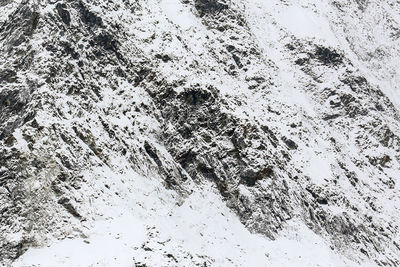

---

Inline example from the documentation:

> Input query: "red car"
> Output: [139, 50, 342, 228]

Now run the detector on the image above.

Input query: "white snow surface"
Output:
[2, 0, 400, 265]
[14, 169, 360, 267]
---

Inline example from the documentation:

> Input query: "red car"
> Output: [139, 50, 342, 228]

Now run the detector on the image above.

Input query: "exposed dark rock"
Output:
[176, 150, 197, 169]
[56, 3, 71, 25]
[305, 187, 328, 205]
[0, 89, 31, 140]
[286, 44, 296, 51]
[89, 32, 123, 60]
[232, 54, 243, 68]
[25, 11, 39, 36]
[0, 4, 40, 51]
[72, 126, 102, 157]
[281, 136, 298, 150]
[1, 0, 400, 265]
[57, 197, 82, 218]
[355, 0, 369, 11]
[4, 135, 16, 146]
[379, 127, 396, 147]
[178, 88, 214, 106]
[295, 57, 309, 66]
[341, 76, 369, 93]
[197, 163, 218, 180]
[58, 154, 74, 170]
[155, 54, 172, 62]
[165, 253, 178, 262]
[60, 41, 80, 59]
[0, 70, 17, 83]
[315, 46, 343, 65]
[323, 114, 341, 120]
[134, 68, 151, 86]
[240, 167, 273, 186]
[144, 141, 161, 165]
[78, 2, 103, 28]
[379, 155, 391, 167]
[226, 45, 235, 52]
[260, 125, 279, 148]
[92, 33, 119, 52]
[194, 0, 229, 16]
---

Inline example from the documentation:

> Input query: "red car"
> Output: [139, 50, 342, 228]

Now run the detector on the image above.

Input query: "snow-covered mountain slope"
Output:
[1, 0, 400, 266]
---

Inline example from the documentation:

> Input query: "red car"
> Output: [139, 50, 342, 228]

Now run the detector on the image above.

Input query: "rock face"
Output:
[1, 0, 400, 266]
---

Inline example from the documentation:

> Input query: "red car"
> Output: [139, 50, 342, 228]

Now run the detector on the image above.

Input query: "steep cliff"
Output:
[1, 0, 399, 266]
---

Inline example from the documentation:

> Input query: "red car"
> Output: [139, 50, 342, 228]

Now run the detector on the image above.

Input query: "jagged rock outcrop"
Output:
[1, 0, 400, 266]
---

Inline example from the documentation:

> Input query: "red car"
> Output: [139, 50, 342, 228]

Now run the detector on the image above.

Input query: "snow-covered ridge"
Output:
[1, 0, 399, 266]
